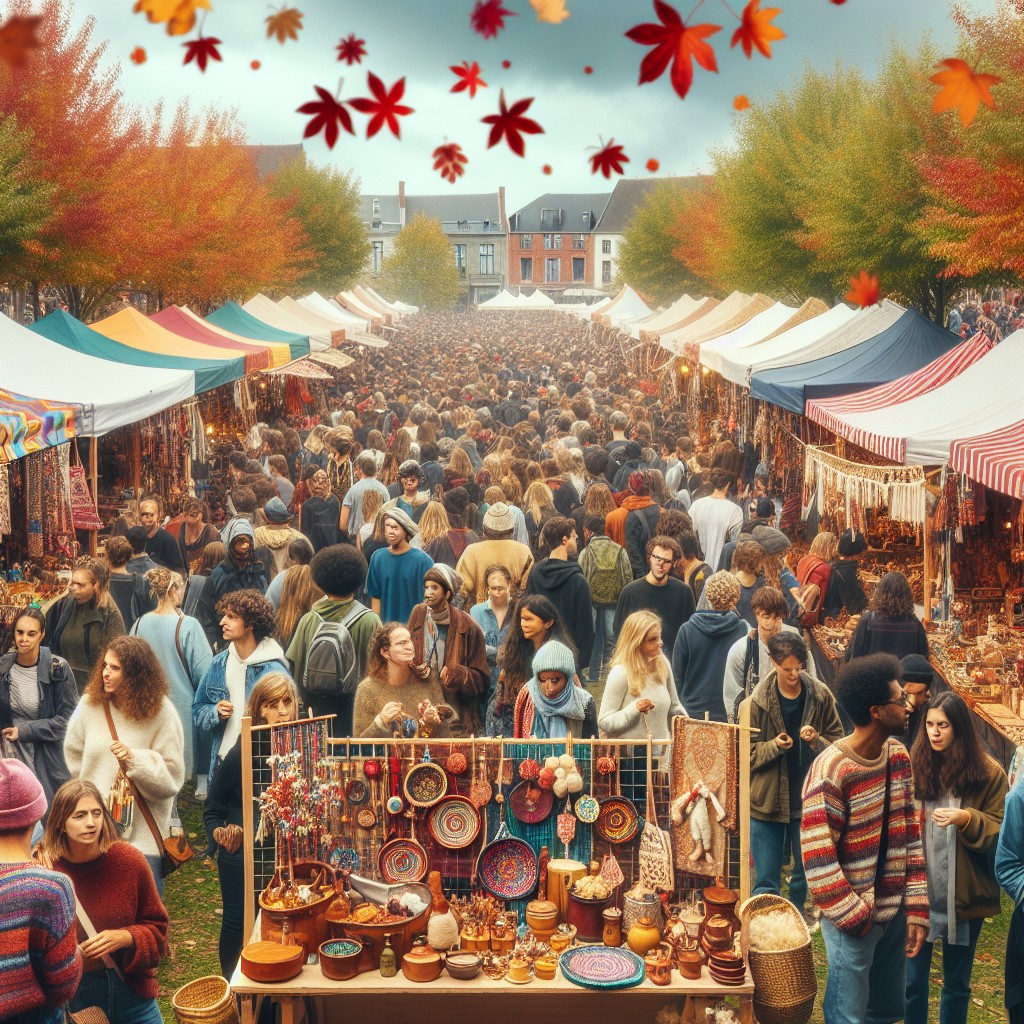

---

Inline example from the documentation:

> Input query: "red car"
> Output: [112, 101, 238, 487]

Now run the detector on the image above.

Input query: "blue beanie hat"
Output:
[531, 640, 576, 679]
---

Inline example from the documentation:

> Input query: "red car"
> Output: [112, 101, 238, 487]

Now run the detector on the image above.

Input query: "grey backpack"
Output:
[302, 603, 370, 697]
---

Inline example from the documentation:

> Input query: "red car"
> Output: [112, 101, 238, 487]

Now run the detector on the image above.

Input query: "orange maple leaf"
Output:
[266, 6, 303, 44]
[845, 271, 881, 308]
[930, 58, 1001, 128]
[0, 15, 42, 68]
[730, 0, 784, 59]
[130, 46, 148, 64]
[626, 1, 721, 101]
[733, 94, 750, 110]
[133, 0, 211, 37]
[646, 158, 660, 172]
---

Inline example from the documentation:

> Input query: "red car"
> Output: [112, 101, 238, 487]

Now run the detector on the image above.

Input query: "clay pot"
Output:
[444, 951, 482, 980]
[402, 944, 444, 983]
[626, 916, 663, 957]
[319, 939, 364, 981]
[677, 943, 703, 981]
[567, 891, 612, 943]
[534, 954, 558, 980]
[704, 914, 734, 945]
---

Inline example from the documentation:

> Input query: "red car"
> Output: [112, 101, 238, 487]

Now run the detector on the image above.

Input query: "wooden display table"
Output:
[230, 957, 754, 1024]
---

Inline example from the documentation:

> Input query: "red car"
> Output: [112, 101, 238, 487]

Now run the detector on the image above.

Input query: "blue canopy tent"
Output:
[749, 309, 961, 414]
[206, 301, 310, 361]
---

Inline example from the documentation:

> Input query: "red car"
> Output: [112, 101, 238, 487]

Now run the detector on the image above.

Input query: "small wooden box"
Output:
[460, 930, 490, 952]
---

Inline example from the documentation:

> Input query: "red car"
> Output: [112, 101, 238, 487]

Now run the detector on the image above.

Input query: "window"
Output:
[540, 208, 561, 231]
[372, 199, 380, 215]
[572, 234, 586, 250]
[453, 244, 466, 275]
[479, 244, 495, 275]
[602, 239, 612, 254]
[520, 257, 533, 282]
[543, 233, 562, 250]
[520, 233, 533, 248]
[545, 257, 561, 283]
[602, 260, 612, 284]
[371, 241, 383, 274]
[572, 257, 585, 282]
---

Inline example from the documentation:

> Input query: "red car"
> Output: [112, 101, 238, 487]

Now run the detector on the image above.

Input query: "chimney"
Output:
[498, 186, 506, 228]
[398, 180, 406, 227]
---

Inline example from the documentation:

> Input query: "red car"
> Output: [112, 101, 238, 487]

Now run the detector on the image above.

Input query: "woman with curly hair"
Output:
[63, 636, 185, 893]
[845, 570, 929, 662]
[192, 590, 290, 783]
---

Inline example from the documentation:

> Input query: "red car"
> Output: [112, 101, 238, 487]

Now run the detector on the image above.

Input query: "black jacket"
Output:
[196, 558, 270, 648]
[525, 557, 595, 659]
[625, 503, 661, 580]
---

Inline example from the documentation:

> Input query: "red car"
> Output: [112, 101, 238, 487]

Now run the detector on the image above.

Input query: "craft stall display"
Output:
[233, 722, 760, 1024]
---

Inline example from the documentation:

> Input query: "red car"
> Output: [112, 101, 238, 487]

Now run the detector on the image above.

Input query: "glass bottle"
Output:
[379, 934, 397, 977]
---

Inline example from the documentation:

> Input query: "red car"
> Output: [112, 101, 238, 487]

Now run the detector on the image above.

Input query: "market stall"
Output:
[206, 301, 311, 361]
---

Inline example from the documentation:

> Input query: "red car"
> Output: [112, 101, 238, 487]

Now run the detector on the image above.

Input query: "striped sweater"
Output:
[800, 737, 928, 936]
[0, 862, 82, 1023]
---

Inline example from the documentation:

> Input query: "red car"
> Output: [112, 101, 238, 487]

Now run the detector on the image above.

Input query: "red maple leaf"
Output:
[482, 90, 544, 157]
[646, 157, 660, 172]
[845, 271, 881, 308]
[336, 34, 366, 65]
[130, 46, 147, 65]
[471, 0, 516, 39]
[182, 35, 222, 72]
[433, 142, 469, 183]
[350, 72, 414, 139]
[590, 139, 630, 178]
[625, 0, 721, 101]
[451, 60, 487, 98]
[297, 85, 355, 149]
[730, 0, 784, 60]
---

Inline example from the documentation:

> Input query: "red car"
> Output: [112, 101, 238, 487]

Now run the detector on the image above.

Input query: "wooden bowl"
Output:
[319, 939, 363, 981]
[444, 951, 483, 980]
[402, 944, 444, 983]
[240, 941, 304, 983]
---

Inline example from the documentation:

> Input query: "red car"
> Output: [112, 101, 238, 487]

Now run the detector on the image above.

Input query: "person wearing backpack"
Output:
[794, 532, 836, 629]
[578, 515, 631, 684]
[614, 536, 695, 663]
[286, 545, 380, 736]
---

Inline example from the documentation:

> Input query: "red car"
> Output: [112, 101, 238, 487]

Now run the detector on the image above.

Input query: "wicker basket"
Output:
[739, 894, 817, 1024]
[171, 976, 239, 1024]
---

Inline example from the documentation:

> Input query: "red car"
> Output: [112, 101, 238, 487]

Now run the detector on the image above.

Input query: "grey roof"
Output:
[406, 193, 503, 234]
[509, 192, 611, 234]
[242, 144, 305, 178]
[360, 194, 403, 229]
[595, 175, 706, 232]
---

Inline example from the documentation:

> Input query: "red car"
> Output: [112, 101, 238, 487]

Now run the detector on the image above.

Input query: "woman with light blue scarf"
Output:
[512, 640, 597, 740]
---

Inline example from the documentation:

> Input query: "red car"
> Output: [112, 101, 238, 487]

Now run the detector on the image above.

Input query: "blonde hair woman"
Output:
[131, 567, 212, 783]
[274, 564, 324, 648]
[415, 500, 450, 549]
[599, 610, 685, 740]
[523, 481, 556, 553]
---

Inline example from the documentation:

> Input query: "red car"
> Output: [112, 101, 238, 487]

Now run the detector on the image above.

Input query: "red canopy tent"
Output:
[949, 420, 1024, 499]
[150, 305, 272, 372]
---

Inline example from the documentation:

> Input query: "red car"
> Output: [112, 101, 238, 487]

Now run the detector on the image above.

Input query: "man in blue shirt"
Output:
[365, 508, 434, 623]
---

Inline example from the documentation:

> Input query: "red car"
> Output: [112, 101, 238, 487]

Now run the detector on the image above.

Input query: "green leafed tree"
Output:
[0, 116, 52, 277]
[270, 156, 368, 294]
[378, 212, 460, 310]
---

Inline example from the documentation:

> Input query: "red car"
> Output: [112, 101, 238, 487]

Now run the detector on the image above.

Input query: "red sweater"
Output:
[55, 842, 169, 998]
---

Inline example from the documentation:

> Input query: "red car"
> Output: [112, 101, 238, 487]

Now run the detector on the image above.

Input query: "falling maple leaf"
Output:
[182, 34, 222, 71]
[482, 90, 544, 157]
[584, 65, 593, 74]
[646, 157, 660, 172]
[133, 0, 211, 37]
[542, 164, 553, 174]
[590, 139, 630, 178]
[626, 0, 721, 101]
[471, 0, 516, 39]
[266, 6, 303, 43]
[733, 94, 750, 110]
[336, 33, 366, 64]
[350, 72, 414, 139]
[251, 59, 261, 69]
[845, 271, 881, 308]
[930, 58, 1001, 128]
[730, 0, 784, 59]
[502, 59, 511, 68]
[433, 142, 469, 183]
[0, 14, 42, 68]
[130, 46, 148, 64]
[297, 85, 355, 149]
[530, 0, 571, 24]
[451, 60, 487, 97]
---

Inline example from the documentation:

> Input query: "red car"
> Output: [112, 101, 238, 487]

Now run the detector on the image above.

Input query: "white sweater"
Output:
[64, 696, 185, 858]
[598, 663, 685, 740]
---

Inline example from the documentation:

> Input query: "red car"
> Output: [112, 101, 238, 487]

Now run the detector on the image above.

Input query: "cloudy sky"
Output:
[71, 0, 1001, 212]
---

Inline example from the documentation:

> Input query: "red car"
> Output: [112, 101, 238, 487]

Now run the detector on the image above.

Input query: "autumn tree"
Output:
[269, 157, 368, 295]
[378, 213, 459, 310]
[0, 117, 52, 273]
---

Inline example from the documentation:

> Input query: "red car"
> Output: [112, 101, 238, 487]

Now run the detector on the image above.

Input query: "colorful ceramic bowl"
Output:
[404, 762, 449, 808]
[558, 945, 646, 990]
[476, 836, 539, 900]
[426, 796, 481, 849]
[377, 838, 429, 883]
[594, 797, 640, 844]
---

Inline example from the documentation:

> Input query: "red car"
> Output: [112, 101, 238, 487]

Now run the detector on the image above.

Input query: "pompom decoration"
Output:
[554, 778, 568, 798]
[555, 766, 567, 779]
[559, 754, 575, 771]
[538, 767, 556, 790]
[519, 758, 541, 780]
[445, 752, 468, 775]
[596, 756, 617, 776]
[567, 771, 584, 794]
[545, 756, 560, 771]
[363, 759, 382, 778]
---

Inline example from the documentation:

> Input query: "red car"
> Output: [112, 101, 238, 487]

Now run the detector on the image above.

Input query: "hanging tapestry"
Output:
[69, 465, 104, 531]
[0, 463, 9, 539]
[25, 451, 43, 558]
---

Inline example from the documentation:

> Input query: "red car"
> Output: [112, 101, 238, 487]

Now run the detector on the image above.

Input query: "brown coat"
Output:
[949, 757, 1008, 920]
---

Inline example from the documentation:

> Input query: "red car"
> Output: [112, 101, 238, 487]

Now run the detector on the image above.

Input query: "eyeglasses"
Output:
[650, 555, 674, 566]
[876, 691, 912, 709]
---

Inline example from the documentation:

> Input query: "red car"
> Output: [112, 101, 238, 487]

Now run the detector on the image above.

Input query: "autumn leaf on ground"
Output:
[350, 73, 414, 139]
[471, 0, 516, 39]
[530, 0, 571, 24]
[734, 94, 750, 110]
[130, 46, 147, 64]
[433, 142, 469, 183]
[451, 60, 487, 97]
[297, 85, 355, 149]
[133, 0, 211, 37]
[336, 34, 366, 64]
[0, 15, 42, 68]
[182, 34, 222, 71]
[930, 58, 1001, 128]
[845, 271, 881, 308]
[590, 139, 630, 178]
[266, 6, 303, 43]
[731, 0, 784, 59]
[626, 0, 721, 101]
[482, 90, 544, 156]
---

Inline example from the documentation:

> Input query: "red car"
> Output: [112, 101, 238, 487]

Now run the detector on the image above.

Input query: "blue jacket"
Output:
[192, 636, 290, 777]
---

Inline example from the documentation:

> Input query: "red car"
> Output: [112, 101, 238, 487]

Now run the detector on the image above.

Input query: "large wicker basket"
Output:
[171, 976, 239, 1024]
[739, 894, 817, 1024]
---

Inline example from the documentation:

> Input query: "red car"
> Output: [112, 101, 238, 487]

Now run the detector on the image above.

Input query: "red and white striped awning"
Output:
[805, 334, 992, 460]
[949, 420, 1024, 499]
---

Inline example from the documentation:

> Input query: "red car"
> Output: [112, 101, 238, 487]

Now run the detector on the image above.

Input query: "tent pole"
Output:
[89, 436, 99, 557]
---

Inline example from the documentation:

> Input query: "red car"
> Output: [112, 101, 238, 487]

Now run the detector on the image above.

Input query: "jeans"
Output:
[588, 606, 616, 682]
[820, 906, 908, 1024]
[143, 854, 164, 898]
[71, 969, 163, 1024]
[750, 816, 807, 910]
[905, 917, 983, 1024]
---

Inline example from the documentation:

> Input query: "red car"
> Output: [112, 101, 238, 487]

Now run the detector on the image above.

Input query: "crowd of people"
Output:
[1, 308, 1021, 1024]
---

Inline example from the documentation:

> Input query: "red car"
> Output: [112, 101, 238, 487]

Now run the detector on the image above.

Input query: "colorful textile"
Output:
[0, 388, 78, 463]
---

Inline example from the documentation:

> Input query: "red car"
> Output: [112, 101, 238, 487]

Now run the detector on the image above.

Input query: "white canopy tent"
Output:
[692, 302, 799, 369]
[597, 286, 652, 330]
[360, 285, 418, 315]
[243, 294, 332, 350]
[478, 290, 519, 310]
[629, 295, 697, 339]
[657, 291, 752, 354]
[516, 290, 556, 308]
[298, 293, 371, 333]
[337, 291, 387, 324]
